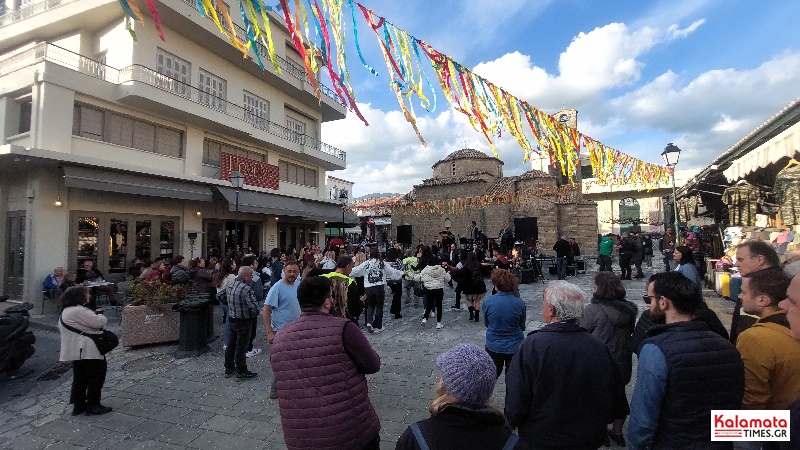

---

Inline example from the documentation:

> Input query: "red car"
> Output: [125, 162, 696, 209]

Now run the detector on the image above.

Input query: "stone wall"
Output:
[432, 158, 502, 179]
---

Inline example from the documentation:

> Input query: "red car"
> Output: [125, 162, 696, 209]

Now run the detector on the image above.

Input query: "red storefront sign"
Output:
[220, 152, 280, 190]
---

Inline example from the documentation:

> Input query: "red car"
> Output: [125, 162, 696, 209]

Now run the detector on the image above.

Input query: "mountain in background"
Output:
[354, 193, 402, 200]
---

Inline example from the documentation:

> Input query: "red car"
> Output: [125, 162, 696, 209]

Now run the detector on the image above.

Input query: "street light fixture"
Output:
[229, 170, 245, 254]
[661, 143, 682, 238]
[339, 188, 348, 241]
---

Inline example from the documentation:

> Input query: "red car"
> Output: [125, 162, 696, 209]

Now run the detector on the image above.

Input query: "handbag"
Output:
[413, 280, 425, 297]
[60, 316, 119, 355]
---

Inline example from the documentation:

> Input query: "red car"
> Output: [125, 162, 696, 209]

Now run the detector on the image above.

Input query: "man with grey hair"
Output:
[505, 281, 627, 449]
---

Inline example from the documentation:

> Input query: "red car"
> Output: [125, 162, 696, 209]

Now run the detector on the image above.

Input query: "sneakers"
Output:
[236, 371, 257, 380]
[269, 387, 278, 399]
[421, 318, 427, 326]
[245, 348, 262, 358]
[373, 327, 384, 333]
[224, 369, 235, 378]
[366, 323, 374, 333]
[435, 322, 443, 330]
[450, 305, 460, 311]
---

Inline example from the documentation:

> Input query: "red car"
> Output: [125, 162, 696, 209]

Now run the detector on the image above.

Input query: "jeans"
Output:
[224, 318, 252, 374]
[365, 286, 385, 329]
[424, 288, 444, 322]
[388, 282, 402, 316]
[71, 358, 107, 407]
[599, 255, 612, 272]
[220, 304, 232, 346]
[402, 279, 416, 304]
[620, 254, 633, 278]
[556, 256, 568, 279]
[485, 347, 514, 378]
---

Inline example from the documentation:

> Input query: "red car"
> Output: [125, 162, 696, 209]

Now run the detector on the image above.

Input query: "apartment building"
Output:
[0, 0, 355, 308]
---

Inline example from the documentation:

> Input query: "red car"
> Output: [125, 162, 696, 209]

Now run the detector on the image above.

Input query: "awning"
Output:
[63, 166, 212, 202]
[372, 217, 392, 226]
[303, 199, 359, 225]
[724, 122, 800, 182]
[215, 186, 308, 218]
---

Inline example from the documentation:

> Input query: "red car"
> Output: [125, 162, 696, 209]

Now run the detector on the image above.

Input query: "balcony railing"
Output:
[173, 0, 346, 107]
[0, 0, 79, 27]
[0, 42, 346, 163]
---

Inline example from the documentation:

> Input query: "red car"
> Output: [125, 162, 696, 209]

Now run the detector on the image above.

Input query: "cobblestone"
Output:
[0, 262, 736, 449]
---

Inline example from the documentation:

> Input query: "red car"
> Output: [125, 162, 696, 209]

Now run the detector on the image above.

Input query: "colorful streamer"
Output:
[116, 0, 672, 189]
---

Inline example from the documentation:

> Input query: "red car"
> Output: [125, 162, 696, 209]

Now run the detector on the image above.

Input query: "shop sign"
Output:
[221, 152, 280, 190]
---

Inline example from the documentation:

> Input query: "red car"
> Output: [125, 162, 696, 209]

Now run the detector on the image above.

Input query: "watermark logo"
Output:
[711, 410, 790, 441]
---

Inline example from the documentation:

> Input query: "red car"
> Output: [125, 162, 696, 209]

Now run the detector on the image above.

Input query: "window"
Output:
[279, 160, 317, 188]
[156, 49, 190, 97]
[18, 100, 32, 134]
[451, 162, 456, 176]
[199, 69, 226, 111]
[243, 90, 269, 130]
[72, 103, 184, 158]
[202, 138, 266, 167]
[286, 115, 306, 145]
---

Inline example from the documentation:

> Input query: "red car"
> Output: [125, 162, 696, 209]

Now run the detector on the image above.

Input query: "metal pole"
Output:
[671, 171, 680, 238]
[341, 206, 345, 242]
[234, 188, 240, 255]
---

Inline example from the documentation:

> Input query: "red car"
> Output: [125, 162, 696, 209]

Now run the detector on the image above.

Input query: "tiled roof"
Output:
[433, 148, 502, 167]
[517, 169, 554, 180]
[351, 195, 405, 209]
[417, 174, 490, 187]
[484, 177, 517, 195]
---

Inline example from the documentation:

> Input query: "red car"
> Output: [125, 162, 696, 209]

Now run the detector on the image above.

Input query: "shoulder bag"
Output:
[60, 315, 119, 355]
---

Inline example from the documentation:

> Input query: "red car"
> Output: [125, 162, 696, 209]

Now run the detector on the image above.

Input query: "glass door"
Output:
[4, 212, 25, 298]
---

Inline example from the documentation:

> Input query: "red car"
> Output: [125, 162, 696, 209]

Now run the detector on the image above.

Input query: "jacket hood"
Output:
[590, 296, 638, 327]
[424, 265, 446, 276]
[437, 404, 508, 428]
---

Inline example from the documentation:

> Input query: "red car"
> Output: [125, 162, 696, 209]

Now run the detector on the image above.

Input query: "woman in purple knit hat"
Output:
[395, 343, 527, 450]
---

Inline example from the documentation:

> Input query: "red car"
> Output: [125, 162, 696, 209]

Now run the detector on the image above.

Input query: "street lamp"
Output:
[339, 188, 348, 241]
[661, 143, 682, 238]
[229, 170, 245, 254]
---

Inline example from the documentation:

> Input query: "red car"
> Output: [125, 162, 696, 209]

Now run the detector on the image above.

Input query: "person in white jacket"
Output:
[58, 285, 112, 416]
[350, 247, 404, 333]
[413, 256, 452, 329]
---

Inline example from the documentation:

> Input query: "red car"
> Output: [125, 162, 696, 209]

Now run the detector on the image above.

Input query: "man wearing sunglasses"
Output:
[629, 272, 744, 449]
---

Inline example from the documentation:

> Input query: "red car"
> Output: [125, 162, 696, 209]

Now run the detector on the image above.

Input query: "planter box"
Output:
[122, 303, 179, 347]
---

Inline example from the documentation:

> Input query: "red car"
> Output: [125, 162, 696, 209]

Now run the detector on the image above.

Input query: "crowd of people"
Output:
[51, 236, 800, 450]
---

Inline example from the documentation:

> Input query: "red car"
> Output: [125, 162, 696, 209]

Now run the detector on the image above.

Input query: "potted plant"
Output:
[121, 278, 185, 347]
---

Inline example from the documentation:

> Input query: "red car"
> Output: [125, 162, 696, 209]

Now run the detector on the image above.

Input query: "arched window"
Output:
[451, 162, 456, 176]
[497, 165, 502, 177]
[444, 218, 452, 228]
[619, 197, 641, 234]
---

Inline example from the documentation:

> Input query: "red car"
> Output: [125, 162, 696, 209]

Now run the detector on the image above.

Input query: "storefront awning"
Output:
[63, 166, 213, 202]
[302, 199, 359, 225]
[724, 122, 800, 182]
[215, 186, 309, 218]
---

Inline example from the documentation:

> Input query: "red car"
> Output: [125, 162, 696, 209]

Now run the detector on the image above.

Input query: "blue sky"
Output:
[319, 0, 800, 197]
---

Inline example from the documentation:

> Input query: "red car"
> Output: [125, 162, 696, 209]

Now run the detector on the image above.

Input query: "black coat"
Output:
[505, 321, 628, 450]
[630, 302, 729, 355]
[396, 404, 527, 450]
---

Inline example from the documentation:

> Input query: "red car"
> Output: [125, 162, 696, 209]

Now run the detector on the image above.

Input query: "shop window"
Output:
[77, 217, 99, 267]
[160, 221, 175, 264]
[135, 221, 152, 260]
[109, 219, 128, 273]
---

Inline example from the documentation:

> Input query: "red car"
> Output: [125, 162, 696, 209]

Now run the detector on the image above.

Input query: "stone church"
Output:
[391, 148, 599, 257]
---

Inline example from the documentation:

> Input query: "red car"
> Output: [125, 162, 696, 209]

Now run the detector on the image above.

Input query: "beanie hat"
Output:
[436, 343, 497, 406]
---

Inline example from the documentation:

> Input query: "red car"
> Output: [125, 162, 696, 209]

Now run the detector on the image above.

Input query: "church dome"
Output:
[434, 148, 502, 167]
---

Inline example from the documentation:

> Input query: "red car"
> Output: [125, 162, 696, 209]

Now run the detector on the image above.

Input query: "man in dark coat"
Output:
[552, 236, 572, 280]
[629, 272, 744, 449]
[505, 281, 627, 450]
[618, 232, 635, 280]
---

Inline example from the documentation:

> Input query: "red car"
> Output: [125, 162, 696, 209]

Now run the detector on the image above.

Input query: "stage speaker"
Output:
[397, 225, 413, 245]
[514, 217, 538, 241]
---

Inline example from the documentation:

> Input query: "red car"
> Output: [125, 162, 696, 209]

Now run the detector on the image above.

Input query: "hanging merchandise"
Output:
[722, 184, 760, 227]
[773, 162, 800, 225]
[117, 0, 672, 189]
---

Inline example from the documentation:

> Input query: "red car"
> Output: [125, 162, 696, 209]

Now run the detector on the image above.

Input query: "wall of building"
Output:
[432, 158, 501, 179]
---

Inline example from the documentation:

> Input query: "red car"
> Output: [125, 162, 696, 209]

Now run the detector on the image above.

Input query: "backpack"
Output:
[366, 261, 384, 284]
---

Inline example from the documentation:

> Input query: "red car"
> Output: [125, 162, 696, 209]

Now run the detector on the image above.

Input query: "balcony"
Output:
[0, 0, 80, 27]
[0, 0, 347, 118]
[0, 42, 346, 166]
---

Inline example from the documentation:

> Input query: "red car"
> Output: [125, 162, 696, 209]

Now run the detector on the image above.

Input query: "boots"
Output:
[468, 306, 475, 321]
[474, 310, 480, 322]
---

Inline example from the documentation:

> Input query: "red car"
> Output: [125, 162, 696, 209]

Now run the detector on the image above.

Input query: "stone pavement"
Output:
[0, 262, 736, 450]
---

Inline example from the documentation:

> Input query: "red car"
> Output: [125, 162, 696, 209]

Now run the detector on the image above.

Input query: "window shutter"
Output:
[107, 112, 134, 147]
[80, 107, 104, 139]
[157, 127, 183, 158]
[133, 121, 156, 152]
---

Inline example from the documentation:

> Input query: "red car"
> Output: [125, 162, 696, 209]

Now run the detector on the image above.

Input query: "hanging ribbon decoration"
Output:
[116, 0, 671, 189]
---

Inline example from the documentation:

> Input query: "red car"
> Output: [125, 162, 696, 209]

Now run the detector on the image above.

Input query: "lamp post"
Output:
[661, 143, 682, 238]
[229, 170, 245, 255]
[339, 189, 348, 241]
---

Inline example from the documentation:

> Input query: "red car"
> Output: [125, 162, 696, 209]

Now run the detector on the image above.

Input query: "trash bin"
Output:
[173, 295, 211, 357]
